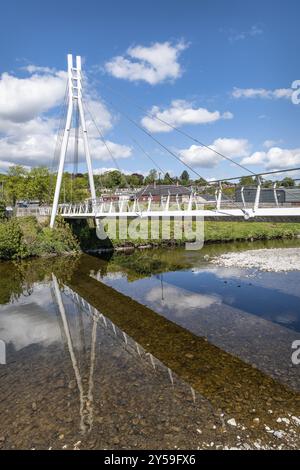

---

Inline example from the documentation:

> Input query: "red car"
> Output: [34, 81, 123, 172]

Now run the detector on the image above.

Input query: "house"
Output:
[136, 184, 192, 202]
[235, 187, 300, 205]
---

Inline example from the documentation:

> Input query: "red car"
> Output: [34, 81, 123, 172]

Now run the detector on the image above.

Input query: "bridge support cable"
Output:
[96, 80, 259, 178]
[98, 80, 300, 197]
[103, 98, 210, 185]
[82, 100, 132, 192]
[100, 99, 258, 216]
[124, 132, 176, 186]
[48, 83, 69, 205]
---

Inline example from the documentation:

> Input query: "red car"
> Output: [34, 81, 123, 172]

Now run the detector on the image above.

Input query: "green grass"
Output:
[204, 221, 300, 242]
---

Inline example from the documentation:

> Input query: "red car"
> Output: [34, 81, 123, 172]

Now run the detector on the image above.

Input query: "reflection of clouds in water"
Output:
[103, 272, 125, 281]
[0, 303, 60, 351]
[275, 313, 299, 326]
[146, 285, 221, 317]
[0, 286, 61, 351]
[191, 267, 244, 279]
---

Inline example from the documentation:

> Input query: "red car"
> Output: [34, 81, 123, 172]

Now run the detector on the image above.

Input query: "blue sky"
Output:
[0, 0, 299, 181]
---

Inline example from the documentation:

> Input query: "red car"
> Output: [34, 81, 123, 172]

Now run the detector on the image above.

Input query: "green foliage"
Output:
[239, 176, 256, 186]
[144, 169, 158, 185]
[204, 221, 300, 242]
[0, 216, 80, 260]
[281, 177, 295, 188]
[180, 170, 190, 185]
[0, 201, 6, 220]
[0, 219, 27, 259]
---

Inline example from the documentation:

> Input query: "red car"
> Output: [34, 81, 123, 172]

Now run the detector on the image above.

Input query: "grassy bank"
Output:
[1, 217, 299, 260]
[70, 219, 300, 252]
[204, 221, 300, 243]
[0, 216, 80, 260]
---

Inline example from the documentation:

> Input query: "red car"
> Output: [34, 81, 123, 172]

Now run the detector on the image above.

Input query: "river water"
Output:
[0, 240, 300, 449]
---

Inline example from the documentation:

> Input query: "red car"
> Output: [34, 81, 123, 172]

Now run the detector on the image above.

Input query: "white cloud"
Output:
[0, 122, 132, 168]
[0, 69, 67, 122]
[105, 41, 188, 85]
[242, 147, 300, 170]
[0, 66, 132, 170]
[232, 87, 293, 100]
[141, 99, 233, 132]
[179, 138, 249, 168]
[89, 139, 132, 162]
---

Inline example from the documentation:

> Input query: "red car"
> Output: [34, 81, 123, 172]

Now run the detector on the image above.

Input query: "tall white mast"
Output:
[50, 54, 96, 228]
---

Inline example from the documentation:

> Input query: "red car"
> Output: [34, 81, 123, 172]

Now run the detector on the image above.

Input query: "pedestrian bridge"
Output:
[48, 54, 300, 227]
[40, 195, 300, 221]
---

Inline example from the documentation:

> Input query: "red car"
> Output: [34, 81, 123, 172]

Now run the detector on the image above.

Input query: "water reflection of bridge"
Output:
[52, 275, 198, 435]
[61, 264, 300, 430]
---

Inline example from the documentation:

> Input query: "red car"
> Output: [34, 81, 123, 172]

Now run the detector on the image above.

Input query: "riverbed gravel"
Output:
[211, 248, 300, 272]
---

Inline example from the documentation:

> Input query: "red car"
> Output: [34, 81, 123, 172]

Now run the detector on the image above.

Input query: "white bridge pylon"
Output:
[50, 54, 96, 229]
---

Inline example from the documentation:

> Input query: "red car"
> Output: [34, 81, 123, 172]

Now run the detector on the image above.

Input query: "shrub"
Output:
[0, 219, 27, 259]
[0, 202, 6, 221]
[0, 216, 80, 260]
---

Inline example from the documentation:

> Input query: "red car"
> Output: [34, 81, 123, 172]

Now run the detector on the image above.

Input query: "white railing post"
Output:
[254, 176, 262, 211]
[165, 191, 170, 211]
[132, 198, 137, 213]
[216, 182, 222, 211]
[241, 186, 246, 209]
[188, 192, 193, 211]
[273, 182, 279, 207]
[147, 195, 152, 212]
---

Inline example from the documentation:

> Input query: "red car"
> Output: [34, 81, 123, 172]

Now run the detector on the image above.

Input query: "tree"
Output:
[27, 167, 50, 202]
[194, 177, 207, 186]
[180, 170, 190, 185]
[281, 177, 294, 188]
[0, 201, 6, 220]
[5, 165, 29, 205]
[262, 180, 273, 188]
[128, 173, 144, 187]
[162, 172, 173, 185]
[131, 173, 144, 185]
[239, 176, 255, 187]
[144, 169, 157, 185]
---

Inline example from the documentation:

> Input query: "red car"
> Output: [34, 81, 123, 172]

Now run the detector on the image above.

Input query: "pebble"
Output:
[227, 418, 237, 427]
[185, 353, 194, 359]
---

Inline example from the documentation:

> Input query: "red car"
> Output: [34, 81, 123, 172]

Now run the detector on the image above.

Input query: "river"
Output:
[0, 239, 300, 449]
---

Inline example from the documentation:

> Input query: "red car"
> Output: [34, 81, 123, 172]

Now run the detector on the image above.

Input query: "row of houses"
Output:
[12, 184, 300, 208]
[235, 187, 300, 205]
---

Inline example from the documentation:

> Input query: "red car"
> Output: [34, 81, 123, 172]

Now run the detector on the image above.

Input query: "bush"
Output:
[0, 216, 80, 260]
[0, 202, 6, 221]
[0, 219, 27, 259]
[35, 223, 79, 255]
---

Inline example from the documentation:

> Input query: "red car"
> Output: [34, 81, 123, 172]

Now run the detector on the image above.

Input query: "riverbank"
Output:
[1, 217, 300, 260]
[211, 247, 300, 272]
[0, 216, 79, 260]
[81, 220, 300, 253]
